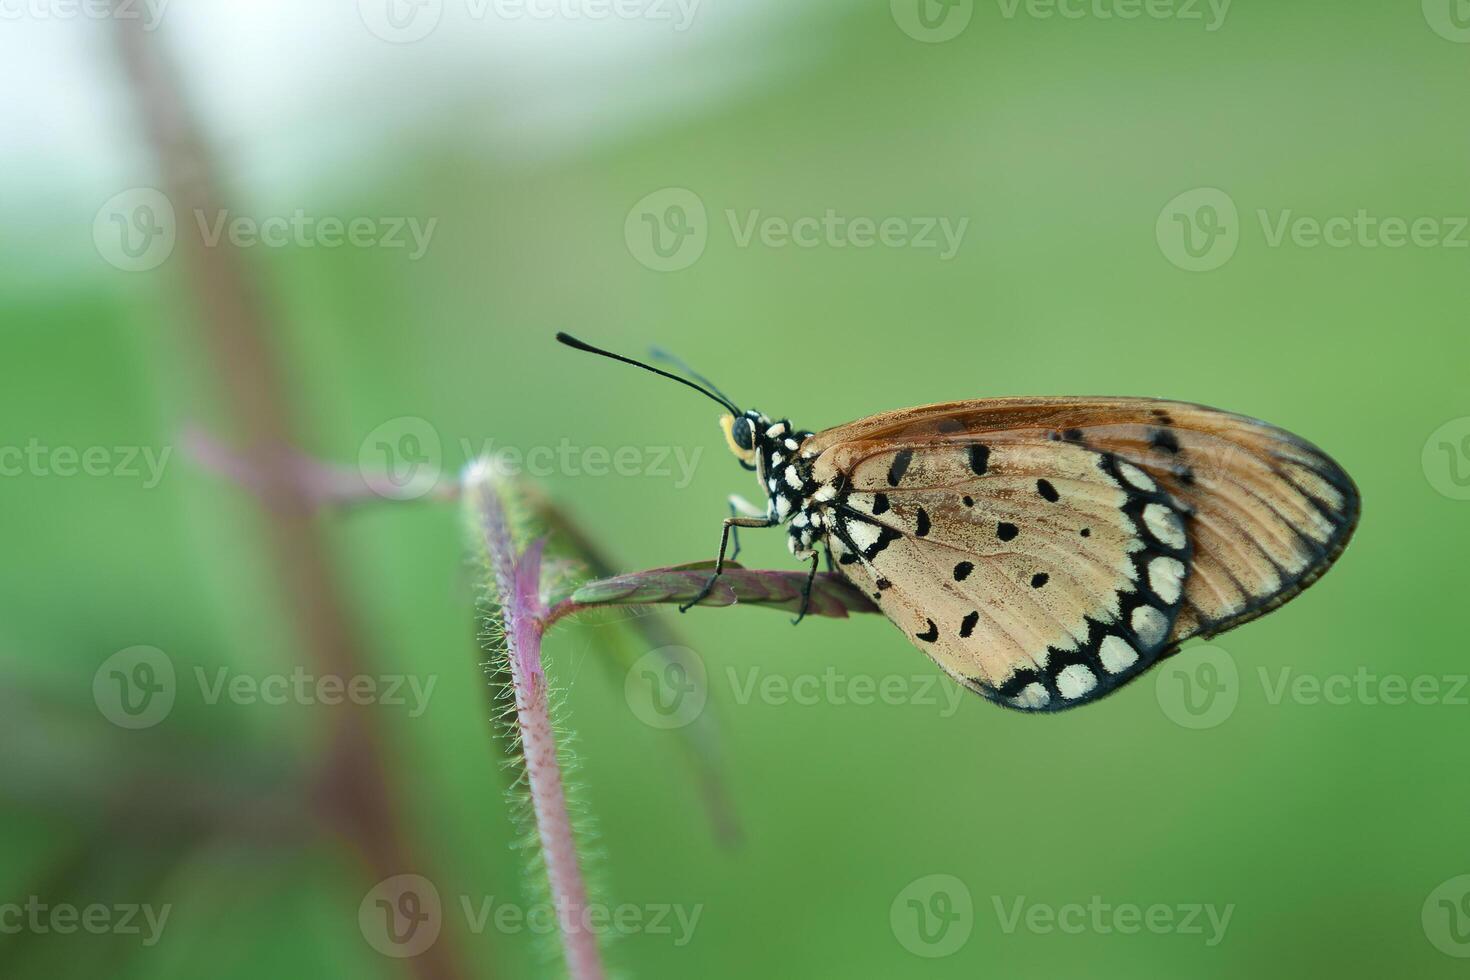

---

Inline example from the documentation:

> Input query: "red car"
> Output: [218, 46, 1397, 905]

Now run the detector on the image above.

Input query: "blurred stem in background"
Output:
[108, 9, 476, 980]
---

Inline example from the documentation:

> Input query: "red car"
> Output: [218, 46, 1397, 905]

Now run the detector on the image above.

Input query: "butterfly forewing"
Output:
[804, 397, 1359, 711]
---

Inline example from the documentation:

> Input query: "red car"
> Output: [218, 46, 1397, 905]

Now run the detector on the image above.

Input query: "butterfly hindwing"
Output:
[803, 397, 1358, 710]
[820, 438, 1190, 711]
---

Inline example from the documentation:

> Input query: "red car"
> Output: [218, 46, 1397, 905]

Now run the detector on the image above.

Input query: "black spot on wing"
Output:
[887, 449, 913, 487]
[1037, 479, 1060, 502]
[914, 507, 930, 537]
[953, 561, 974, 581]
[1150, 428, 1180, 454]
[959, 611, 979, 638]
[916, 619, 939, 642]
[996, 522, 1018, 541]
[968, 444, 990, 475]
[872, 493, 890, 515]
[1030, 572, 1049, 589]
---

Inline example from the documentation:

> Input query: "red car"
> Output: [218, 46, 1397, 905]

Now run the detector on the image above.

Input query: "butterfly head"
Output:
[719, 409, 768, 471]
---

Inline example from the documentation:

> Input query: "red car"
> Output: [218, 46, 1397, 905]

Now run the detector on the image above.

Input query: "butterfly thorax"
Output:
[741, 412, 840, 560]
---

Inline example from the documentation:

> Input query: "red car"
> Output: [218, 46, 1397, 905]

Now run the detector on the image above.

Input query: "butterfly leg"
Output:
[679, 515, 777, 613]
[791, 553, 819, 626]
[725, 494, 766, 563]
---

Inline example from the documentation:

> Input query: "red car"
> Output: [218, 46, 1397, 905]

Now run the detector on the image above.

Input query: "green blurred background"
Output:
[4, 1, 1470, 976]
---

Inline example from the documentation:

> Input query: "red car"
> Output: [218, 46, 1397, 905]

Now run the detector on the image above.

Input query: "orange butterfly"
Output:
[557, 334, 1360, 712]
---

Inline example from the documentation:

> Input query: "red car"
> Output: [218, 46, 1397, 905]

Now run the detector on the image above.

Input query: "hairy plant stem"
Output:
[473, 474, 606, 980]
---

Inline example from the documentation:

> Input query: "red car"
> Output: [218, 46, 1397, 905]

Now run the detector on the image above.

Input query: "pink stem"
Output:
[477, 485, 606, 980]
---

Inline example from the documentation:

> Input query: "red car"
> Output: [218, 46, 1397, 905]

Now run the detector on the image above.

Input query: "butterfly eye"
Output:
[731, 417, 754, 451]
[719, 413, 759, 466]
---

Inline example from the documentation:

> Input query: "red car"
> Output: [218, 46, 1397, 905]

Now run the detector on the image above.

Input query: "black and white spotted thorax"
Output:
[733, 410, 838, 559]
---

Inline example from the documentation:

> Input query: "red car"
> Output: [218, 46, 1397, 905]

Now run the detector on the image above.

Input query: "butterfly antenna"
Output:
[555, 333, 741, 415]
[647, 346, 739, 410]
